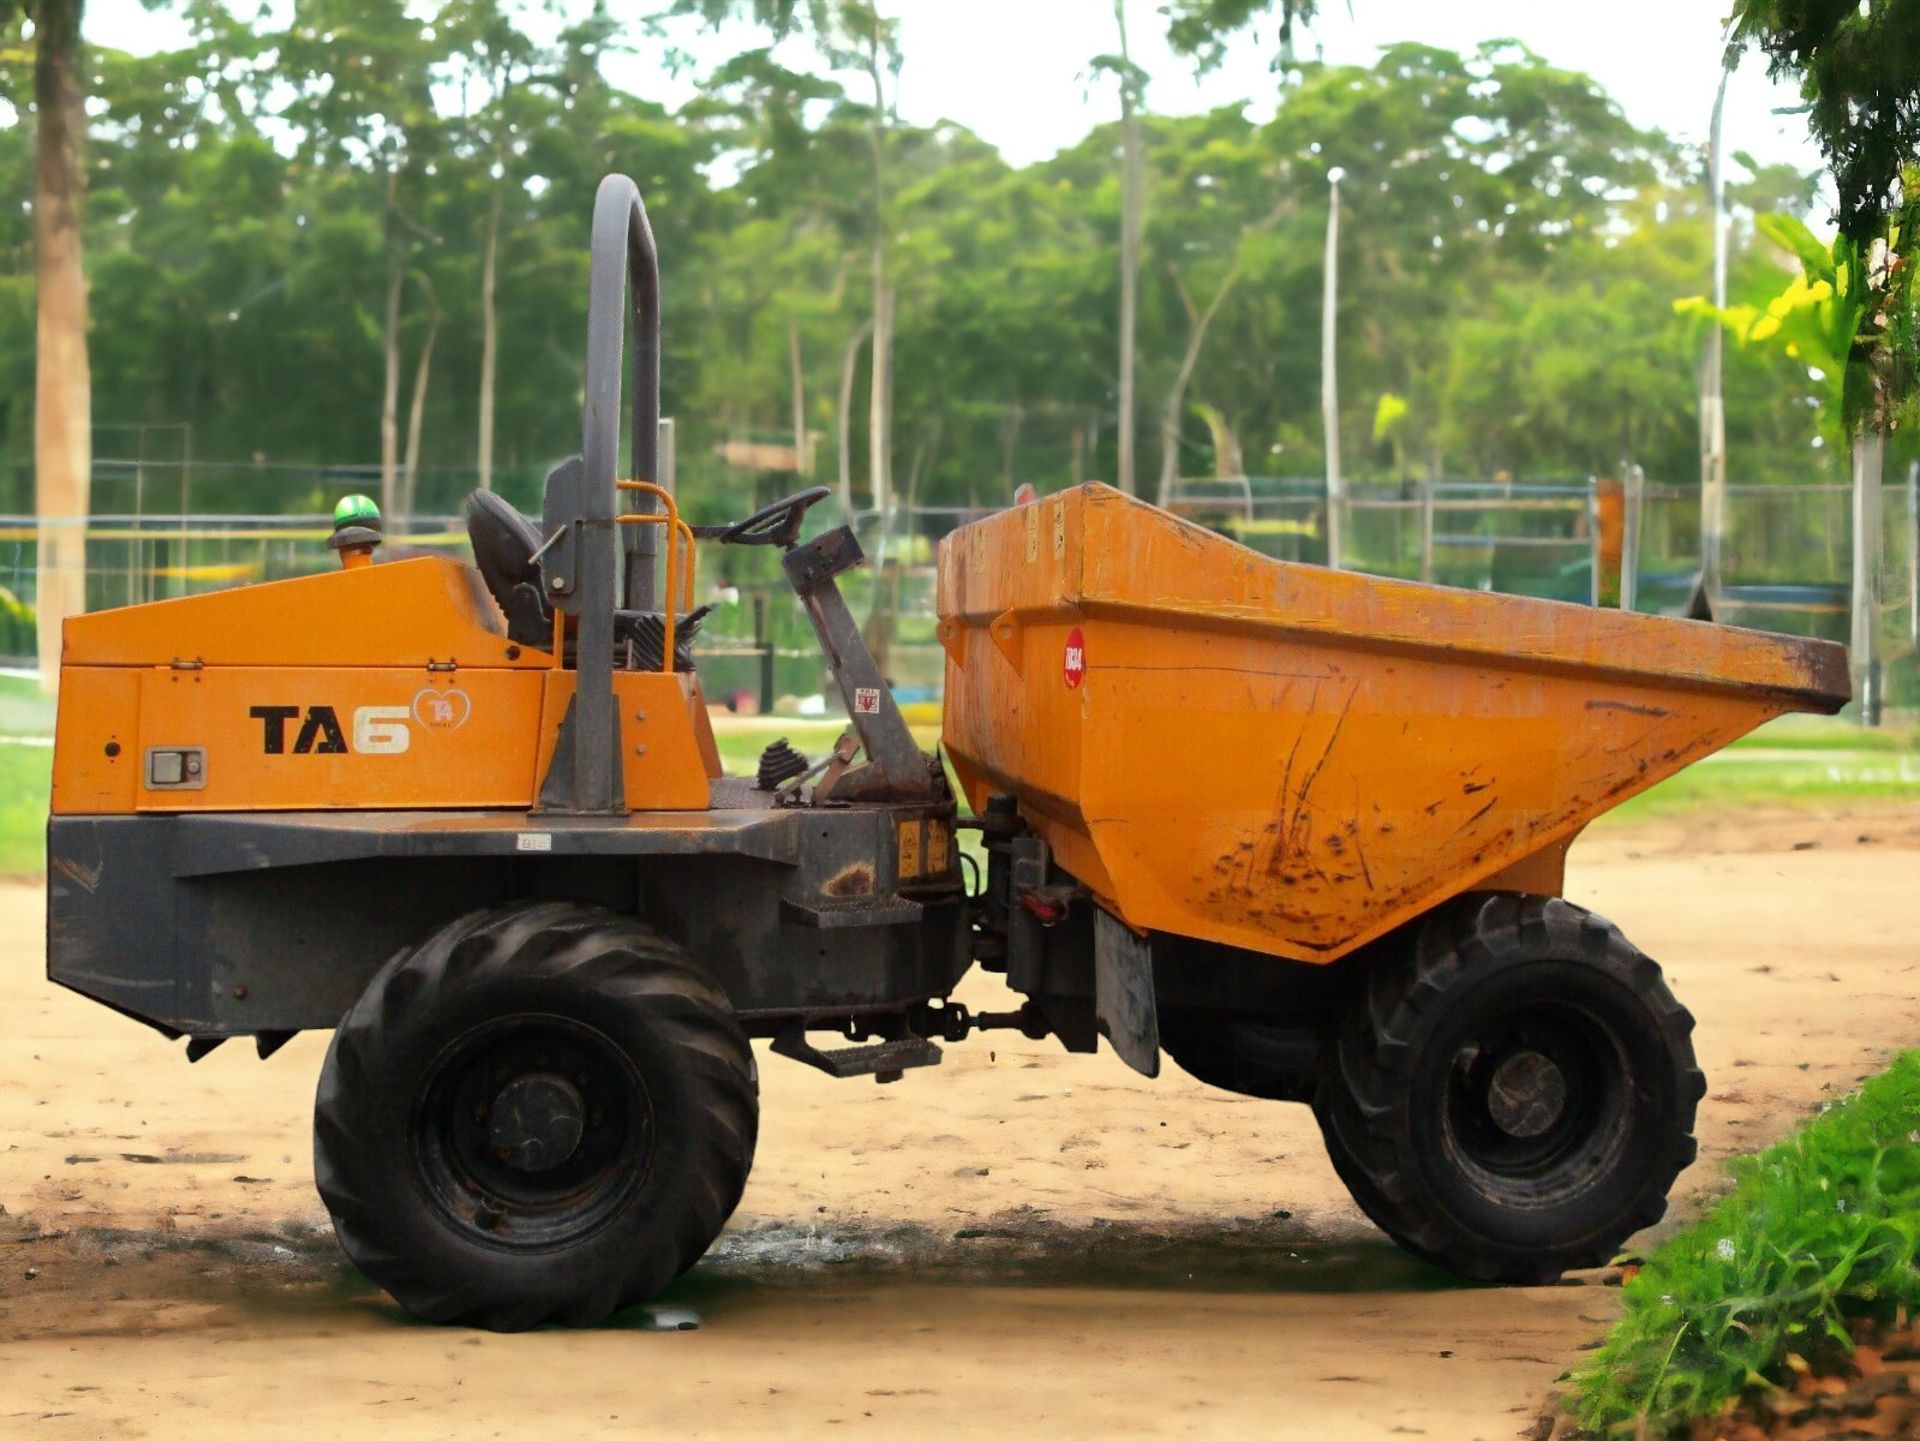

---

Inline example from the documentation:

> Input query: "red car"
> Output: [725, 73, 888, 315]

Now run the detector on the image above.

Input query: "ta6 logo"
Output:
[250, 705, 412, 755]
[251, 690, 471, 754]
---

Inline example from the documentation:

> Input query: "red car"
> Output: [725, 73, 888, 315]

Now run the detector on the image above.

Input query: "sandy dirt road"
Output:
[2, 806, 1916, 1440]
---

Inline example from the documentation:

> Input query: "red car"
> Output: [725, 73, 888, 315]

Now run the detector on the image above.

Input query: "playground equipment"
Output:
[46, 175, 1850, 1331]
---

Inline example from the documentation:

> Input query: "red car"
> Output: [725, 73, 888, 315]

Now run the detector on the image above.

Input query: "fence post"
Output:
[1909, 459, 1918, 651]
[1851, 431, 1885, 727]
[132, 430, 145, 606]
[1621, 465, 1644, 614]
[1321, 169, 1343, 572]
[1587, 477, 1602, 608]
[753, 592, 774, 716]
[1418, 474, 1435, 584]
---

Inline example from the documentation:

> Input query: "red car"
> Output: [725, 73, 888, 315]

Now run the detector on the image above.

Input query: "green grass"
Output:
[709, 718, 847, 777]
[1601, 715, 1920, 823]
[706, 717, 942, 777]
[1568, 1052, 1920, 1436]
[1720, 715, 1920, 753]
[0, 672, 56, 737]
[0, 742, 49, 877]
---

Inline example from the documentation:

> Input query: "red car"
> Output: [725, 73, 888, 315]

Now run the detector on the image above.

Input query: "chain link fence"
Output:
[5, 456, 1914, 712]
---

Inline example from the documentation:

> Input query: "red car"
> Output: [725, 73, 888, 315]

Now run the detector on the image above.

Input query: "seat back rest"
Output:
[464, 489, 553, 646]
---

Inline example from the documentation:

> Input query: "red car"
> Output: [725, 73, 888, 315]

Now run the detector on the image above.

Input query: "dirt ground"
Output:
[2, 804, 1917, 1440]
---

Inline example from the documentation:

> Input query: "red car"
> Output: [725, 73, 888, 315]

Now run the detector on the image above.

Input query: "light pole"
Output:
[1699, 66, 1731, 609]
[1322, 165, 1345, 570]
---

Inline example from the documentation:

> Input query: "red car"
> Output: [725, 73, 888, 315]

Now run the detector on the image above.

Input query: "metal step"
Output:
[771, 1027, 942, 1083]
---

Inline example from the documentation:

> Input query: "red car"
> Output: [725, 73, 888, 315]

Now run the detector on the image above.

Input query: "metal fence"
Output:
[3, 460, 1914, 713]
[1165, 474, 1602, 602]
[1631, 469, 1917, 657]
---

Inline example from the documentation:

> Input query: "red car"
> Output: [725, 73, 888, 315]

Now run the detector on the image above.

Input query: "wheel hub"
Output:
[1485, 1049, 1567, 1139]
[486, 1072, 587, 1173]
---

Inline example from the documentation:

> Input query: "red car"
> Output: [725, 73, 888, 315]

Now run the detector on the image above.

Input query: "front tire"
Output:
[314, 902, 758, 1330]
[1313, 893, 1703, 1283]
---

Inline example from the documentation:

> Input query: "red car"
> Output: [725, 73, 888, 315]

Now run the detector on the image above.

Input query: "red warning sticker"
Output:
[1063, 626, 1086, 689]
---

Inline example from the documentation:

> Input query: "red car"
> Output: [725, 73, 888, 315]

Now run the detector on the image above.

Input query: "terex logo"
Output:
[250, 705, 412, 756]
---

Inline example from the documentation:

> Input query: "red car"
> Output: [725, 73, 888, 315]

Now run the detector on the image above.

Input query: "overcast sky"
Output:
[83, 0, 1825, 182]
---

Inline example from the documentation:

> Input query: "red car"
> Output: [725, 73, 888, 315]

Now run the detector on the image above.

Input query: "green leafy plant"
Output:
[1569, 1050, 1920, 1435]
[1675, 212, 1869, 443]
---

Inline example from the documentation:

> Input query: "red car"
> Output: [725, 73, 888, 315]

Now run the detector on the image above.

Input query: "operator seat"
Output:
[463, 488, 710, 669]
[465, 489, 551, 646]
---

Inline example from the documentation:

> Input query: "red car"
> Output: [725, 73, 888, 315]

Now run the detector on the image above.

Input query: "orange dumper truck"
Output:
[45, 176, 1849, 1329]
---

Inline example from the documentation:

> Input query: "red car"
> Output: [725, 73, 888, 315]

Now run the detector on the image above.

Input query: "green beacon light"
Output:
[329, 493, 384, 568]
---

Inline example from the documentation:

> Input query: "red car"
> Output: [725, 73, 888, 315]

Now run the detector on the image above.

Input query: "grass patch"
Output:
[0, 673, 56, 737]
[708, 718, 847, 777]
[0, 742, 49, 877]
[706, 717, 941, 777]
[1724, 715, 1920, 754]
[1602, 716, 1920, 822]
[1568, 1051, 1920, 1436]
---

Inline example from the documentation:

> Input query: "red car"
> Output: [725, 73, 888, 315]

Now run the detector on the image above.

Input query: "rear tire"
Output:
[314, 901, 757, 1330]
[1313, 893, 1703, 1284]
[1160, 1011, 1319, 1102]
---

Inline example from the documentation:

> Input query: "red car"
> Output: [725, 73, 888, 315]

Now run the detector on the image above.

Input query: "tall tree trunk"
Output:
[836, 318, 873, 519]
[379, 169, 404, 519]
[788, 314, 809, 476]
[399, 272, 442, 528]
[1114, 0, 1142, 496]
[863, 29, 894, 522]
[1000, 397, 1024, 497]
[1214, 409, 1244, 478]
[1156, 260, 1244, 504]
[475, 182, 501, 491]
[33, 0, 90, 695]
[864, 419, 933, 682]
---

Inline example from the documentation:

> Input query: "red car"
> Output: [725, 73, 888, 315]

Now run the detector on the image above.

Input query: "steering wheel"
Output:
[698, 486, 833, 549]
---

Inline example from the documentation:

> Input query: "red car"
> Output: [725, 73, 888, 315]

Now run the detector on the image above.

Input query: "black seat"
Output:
[464, 488, 710, 670]
[465, 489, 553, 646]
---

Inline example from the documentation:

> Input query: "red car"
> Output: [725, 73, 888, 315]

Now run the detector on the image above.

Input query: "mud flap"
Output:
[1094, 907, 1160, 1078]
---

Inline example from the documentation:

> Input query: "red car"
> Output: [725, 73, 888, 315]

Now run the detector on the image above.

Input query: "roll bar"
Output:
[535, 174, 662, 816]
[535, 173, 933, 815]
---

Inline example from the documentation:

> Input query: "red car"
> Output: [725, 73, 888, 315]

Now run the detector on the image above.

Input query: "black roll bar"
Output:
[535, 174, 662, 815]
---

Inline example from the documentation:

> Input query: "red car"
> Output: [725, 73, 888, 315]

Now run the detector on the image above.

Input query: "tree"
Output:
[275, 0, 449, 518]
[1163, 0, 1320, 72]
[440, 0, 540, 492]
[6, 0, 91, 692]
[398, 269, 442, 522]
[1141, 108, 1295, 500]
[1729, 0, 1920, 249]
[835, 4, 899, 526]
[669, 0, 902, 525]
[1727, 1, 1918, 437]
[1728, 1, 1920, 719]
[0, 10, 1866, 618]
